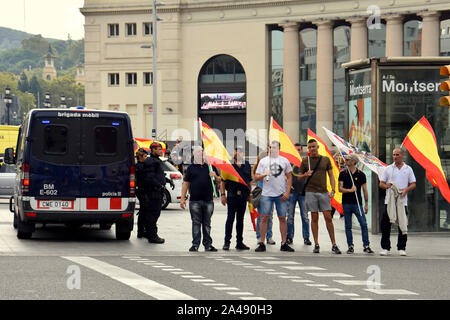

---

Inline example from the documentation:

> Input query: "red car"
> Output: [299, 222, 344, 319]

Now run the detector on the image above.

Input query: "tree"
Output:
[29, 75, 43, 107]
[18, 72, 29, 92]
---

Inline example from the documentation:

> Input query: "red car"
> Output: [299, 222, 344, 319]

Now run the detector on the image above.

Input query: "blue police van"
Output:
[4, 108, 136, 240]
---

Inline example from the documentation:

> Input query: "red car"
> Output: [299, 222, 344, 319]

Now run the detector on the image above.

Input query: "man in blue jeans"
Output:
[338, 154, 373, 254]
[287, 143, 312, 246]
[181, 146, 221, 252]
[254, 141, 294, 252]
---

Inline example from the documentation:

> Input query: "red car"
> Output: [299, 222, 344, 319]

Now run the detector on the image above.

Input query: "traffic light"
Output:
[440, 65, 450, 106]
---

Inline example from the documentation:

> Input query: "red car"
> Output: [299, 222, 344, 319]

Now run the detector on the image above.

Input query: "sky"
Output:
[0, 0, 85, 40]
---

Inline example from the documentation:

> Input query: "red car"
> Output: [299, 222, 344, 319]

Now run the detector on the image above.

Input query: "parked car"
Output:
[0, 163, 16, 197]
[160, 158, 183, 209]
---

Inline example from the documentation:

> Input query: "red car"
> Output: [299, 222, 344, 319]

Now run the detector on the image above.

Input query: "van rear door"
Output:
[28, 114, 82, 210]
[79, 114, 132, 211]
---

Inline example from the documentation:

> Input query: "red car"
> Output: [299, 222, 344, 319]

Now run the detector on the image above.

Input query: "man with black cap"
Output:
[142, 142, 166, 243]
[220, 146, 252, 251]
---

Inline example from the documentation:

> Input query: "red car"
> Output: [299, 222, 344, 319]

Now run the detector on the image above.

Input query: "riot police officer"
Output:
[135, 148, 149, 238]
[142, 142, 166, 244]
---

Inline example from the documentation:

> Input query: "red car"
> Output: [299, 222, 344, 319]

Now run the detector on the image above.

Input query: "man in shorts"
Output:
[298, 139, 342, 254]
[254, 141, 294, 252]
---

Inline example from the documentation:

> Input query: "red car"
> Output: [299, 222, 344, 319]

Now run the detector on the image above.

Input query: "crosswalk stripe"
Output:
[306, 273, 354, 278]
[283, 266, 326, 270]
[242, 257, 278, 260]
[227, 292, 254, 296]
[291, 279, 314, 283]
[336, 293, 360, 297]
[214, 287, 240, 291]
[62, 256, 194, 300]
[240, 297, 267, 300]
[261, 261, 302, 265]
[334, 280, 383, 286]
[319, 288, 343, 292]
[364, 289, 419, 295]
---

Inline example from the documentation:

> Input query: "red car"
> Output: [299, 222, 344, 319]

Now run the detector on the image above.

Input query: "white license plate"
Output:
[37, 200, 74, 210]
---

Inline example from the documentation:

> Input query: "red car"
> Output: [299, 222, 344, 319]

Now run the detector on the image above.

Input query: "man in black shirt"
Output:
[181, 146, 221, 252]
[338, 154, 373, 254]
[220, 146, 252, 251]
[142, 142, 166, 244]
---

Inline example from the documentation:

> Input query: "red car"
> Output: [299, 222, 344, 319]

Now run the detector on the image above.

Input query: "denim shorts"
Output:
[259, 195, 288, 217]
[305, 192, 331, 212]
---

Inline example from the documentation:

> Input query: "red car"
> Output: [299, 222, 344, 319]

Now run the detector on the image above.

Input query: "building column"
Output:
[280, 22, 300, 142]
[385, 14, 403, 57]
[420, 11, 440, 56]
[314, 20, 334, 141]
[347, 17, 368, 60]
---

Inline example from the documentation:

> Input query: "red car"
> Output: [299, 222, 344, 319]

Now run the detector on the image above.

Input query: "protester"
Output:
[142, 142, 166, 244]
[220, 146, 252, 251]
[379, 148, 416, 256]
[298, 139, 342, 254]
[135, 148, 149, 239]
[252, 150, 275, 245]
[338, 154, 374, 254]
[181, 146, 221, 252]
[287, 143, 311, 246]
[254, 141, 294, 252]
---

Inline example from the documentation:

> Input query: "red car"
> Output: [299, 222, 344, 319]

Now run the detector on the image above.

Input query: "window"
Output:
[126, 23, 137, 36]
[144, 72, 153, 85]
[126, 73, 137, 86]
[44, 125, 68, 155]
[109, 73, 120, 86]
[108, 23, 119, 37]
[143, 22, 153, 35]
[95, 126, 117, 156]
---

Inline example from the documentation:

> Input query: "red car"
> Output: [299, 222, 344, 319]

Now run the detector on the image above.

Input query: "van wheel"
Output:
[116, 231, 131, 240]
[17, 230, 32, 239]
[17, 218, 34, 239]
[13, 213, 18, 229]
[161, 189, 170, 210]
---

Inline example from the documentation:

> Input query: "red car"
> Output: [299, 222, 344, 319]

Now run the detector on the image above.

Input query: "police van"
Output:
[4, 108, 136, 240]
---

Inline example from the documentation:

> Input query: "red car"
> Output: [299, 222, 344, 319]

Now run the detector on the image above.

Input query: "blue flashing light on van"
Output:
[4, 108, 136, 240]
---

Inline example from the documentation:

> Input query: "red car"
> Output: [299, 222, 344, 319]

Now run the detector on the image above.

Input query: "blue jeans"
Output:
[189, 200, 214, 248]
[287, 193, 310, 240]
[260, 195, 288, 217]
[343, 203, 369, 247]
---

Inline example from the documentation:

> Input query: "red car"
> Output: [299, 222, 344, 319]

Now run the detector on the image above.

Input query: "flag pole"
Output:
[199, 117, 218, 197]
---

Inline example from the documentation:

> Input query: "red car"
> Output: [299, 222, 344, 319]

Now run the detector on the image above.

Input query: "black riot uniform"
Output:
[135, 158, 147, 238]
[142, 150, 166, 243]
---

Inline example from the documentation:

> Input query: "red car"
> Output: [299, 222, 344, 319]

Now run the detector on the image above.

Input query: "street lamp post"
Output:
[152, 0, 158, 139]
[4, 87, 12, 125]
[44, 92, 51, 108]
[60, 95, 67, 108]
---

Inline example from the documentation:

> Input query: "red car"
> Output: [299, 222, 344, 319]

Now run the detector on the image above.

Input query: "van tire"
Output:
[17, 218, 34, 239]
[115, 221, 132, 240]
[13, 213, 18, 229]
[116, 231, 131, 240]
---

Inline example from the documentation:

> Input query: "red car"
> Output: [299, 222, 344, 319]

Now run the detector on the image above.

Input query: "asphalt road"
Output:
[0, 199, 449, 303]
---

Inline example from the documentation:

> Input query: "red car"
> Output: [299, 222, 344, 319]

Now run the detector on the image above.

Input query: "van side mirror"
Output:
[4, 148, 15, 164]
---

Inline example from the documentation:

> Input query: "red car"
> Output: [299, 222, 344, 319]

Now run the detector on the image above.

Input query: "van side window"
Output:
[95, 126, 117, 155]
[44, 125, 68, 155]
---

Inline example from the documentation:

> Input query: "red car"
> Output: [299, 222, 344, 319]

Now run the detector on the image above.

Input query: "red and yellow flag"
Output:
[269, 117, 302, 166]
[403, 116, 450, 203]
[134, 138, 166, 154]
[307, 129, 343, 214]
[247, 202, 260, 231]
[199, 118, 247, 186]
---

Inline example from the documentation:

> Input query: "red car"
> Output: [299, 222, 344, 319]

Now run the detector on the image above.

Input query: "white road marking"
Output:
[227, 292, 254, 296]
[306, 273, 354, 278]
[152, 265, 174, 268]
[255, 269, 276, 272]
[214, 287, 240, 291]
[319, 288, 343, 292]
[305, 284, 328, 287]
[181, 275, 204, 279]
[267, 272, 288, 275]
[335, 293, 360, 297]
[242, 257, 278, 260]
[261, 261, 302, 265]
[364, 289, 419, 295]
[203, 283, 227, 286]
[279, 276, 302, 279]
[171, 271, 193, 275]
[191, 279, 215, 283]
[283, 266, 326, 271]
[335, 280, 383, 286]
[291, 279, 314, 283]
[62, 256, 194, 300]
[162, 268, 183, 271]
[240, 297, 267, 300]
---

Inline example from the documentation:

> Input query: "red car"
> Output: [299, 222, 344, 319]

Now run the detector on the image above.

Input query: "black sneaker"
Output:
[255, 242, 266, 252]
[189, 246, 198, 252]
[205, 246, 218, 252]
[313, 245, 320, 253]
[280, 243, 295, 252]
[363, 246, 374, 254]
[304, 238, 312, 245]
[236, 243, 250, 250]
[148, 235, 165, 244]
[347, 245, 354, 254]
[222, 242, 230, 251]
[286, 237, 293, 245]
[332, 245, 342, 254]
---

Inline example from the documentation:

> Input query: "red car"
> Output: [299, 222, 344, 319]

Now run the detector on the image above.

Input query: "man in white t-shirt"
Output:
[254, 141, 293, 252]
[379, 148, 416, 256]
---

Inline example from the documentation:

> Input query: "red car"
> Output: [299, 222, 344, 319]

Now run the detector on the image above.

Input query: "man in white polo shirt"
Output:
[379, 148, 416, 256]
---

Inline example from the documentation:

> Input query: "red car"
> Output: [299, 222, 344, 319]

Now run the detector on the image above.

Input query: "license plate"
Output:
[37, 200, 74, 210]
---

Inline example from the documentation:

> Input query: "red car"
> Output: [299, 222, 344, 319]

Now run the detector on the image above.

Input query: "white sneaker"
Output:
[398, 250, 407, 256]
[379, 249, 390, 256]
[267, 238, 276, 245]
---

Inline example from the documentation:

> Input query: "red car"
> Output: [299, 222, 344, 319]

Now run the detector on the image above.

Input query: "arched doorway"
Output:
[198, 54, 247, 145]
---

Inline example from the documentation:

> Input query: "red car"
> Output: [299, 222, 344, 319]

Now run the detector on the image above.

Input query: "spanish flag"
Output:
[269, 117, 302, 166]
[247, 202, 260, 231]
[307, 129, 343, 214]
[134, 138, 166, 154]
[403, 116, 450, 203]
[199, 118, 247, 186]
